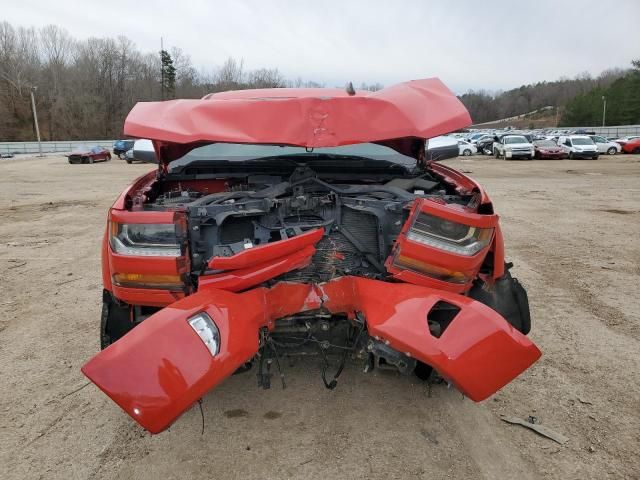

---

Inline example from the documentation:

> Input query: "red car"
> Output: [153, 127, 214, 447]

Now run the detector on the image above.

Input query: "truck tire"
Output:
[100, 291, 134, 349]
[468, 271, 531, 335]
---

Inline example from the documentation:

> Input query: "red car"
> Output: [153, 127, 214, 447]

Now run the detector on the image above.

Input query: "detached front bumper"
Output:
[82, 277, 541, 433]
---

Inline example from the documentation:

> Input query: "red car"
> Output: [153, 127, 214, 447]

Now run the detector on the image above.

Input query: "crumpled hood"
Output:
[123, 78, 471, 162]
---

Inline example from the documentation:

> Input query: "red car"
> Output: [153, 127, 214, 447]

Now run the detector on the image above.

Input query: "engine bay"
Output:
[140, 164, 477, 283]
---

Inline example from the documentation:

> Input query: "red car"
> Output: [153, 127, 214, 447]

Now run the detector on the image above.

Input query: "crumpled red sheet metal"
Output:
[82, 277, 541, 434]
[123, 78, 472, 162]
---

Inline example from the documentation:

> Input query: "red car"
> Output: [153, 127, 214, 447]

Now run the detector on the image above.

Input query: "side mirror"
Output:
[133, 139, 158, 164]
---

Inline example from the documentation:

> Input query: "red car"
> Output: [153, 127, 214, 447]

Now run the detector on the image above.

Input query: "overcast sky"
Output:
[4, 0, 640, 93]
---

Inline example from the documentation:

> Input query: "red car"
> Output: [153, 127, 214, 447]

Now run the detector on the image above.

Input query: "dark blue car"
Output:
[113, 139, 135, 157]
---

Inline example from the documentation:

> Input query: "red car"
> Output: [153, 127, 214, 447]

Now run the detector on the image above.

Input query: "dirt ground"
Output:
[1, 153, 639, 480]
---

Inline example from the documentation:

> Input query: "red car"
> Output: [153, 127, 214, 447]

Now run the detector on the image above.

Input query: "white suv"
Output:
[493, 135, 535, 160]
[558, 135, 599, 160]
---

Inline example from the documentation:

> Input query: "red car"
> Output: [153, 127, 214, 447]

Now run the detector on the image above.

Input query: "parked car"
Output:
[124, 149, 134, 163]
[471, 134, 492, 146]
[613, 135, 640, 148]
[466, 132, 487, 143]
[67, 146, 111, 164]
[589, 135, 620, 155]
[458, 140, 477, 156]
[476, 136, 496, 155]
[121, 139, 158, 164]
[80, 78, 540, 434]
[621, 138, 640, 154]
[557, 135, 599, 159]
[533, 139, 567, 159]
[113, 139, 135, 157]
[425, 135, 460, 161]
[493, 135, 535, 160]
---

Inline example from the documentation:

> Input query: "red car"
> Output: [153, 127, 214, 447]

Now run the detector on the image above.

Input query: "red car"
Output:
[67, 145, 111, 164]
[533, 139, 567, 159]
[621, 138, 640, 154]
[81, 79, 541, 434]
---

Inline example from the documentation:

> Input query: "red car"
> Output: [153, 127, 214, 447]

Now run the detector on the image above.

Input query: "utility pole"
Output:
[601, 96, 607, 127]
[30, 86, 43, 157]
[160, 37, 164, 101]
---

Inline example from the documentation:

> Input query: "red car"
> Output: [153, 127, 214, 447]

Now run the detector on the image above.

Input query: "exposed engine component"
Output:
[141, 165, 479, 373]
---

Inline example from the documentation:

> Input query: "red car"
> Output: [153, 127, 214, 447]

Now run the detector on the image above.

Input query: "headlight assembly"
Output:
[406, 212, 493, 256]
[110, 222, 181, 256]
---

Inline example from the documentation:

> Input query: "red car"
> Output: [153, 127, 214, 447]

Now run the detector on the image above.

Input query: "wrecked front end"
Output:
[82, 79, 541, 433]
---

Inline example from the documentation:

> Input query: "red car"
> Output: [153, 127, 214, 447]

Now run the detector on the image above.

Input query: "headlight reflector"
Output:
[188, 312, 220, 356]
[407, 212, 493, 256]
[110, 222, 181, 256]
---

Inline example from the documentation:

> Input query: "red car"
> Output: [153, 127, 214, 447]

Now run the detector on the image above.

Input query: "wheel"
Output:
[592, 155, 599, 160]
[633, 147, 640, 154]
[81, 156, 88, 164]
[494, 149, 499, 159]
[463, 149, 472, 156]
[126, 159, 132, 164]
[469, 270, 531, 335]
[100, 292, 134, 349]
[68, 159, 72, 164]
[568, 152, 574, 159]
[106, 154, 111, 161]
[484, 148, 492, 155]
[607, 147, 616, 155]
[526, 155, 533, 160]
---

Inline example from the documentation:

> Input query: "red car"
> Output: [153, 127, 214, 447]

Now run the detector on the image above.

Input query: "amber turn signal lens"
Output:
[113, 273, 184, 290]
[393, 254, 469, 284]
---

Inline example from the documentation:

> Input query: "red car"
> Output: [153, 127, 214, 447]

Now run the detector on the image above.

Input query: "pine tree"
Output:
[160, 49, 176, 100]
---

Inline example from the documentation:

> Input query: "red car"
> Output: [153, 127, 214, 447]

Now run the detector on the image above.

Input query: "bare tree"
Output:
[215, 57, 244, 89]
[246, 68, 285, 88]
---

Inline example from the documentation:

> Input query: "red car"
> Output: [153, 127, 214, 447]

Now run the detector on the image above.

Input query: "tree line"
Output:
[459, 67, 634, 125]
[560, 60, 640, 126]
[1, 20, 637, 142]
[0, 22, 359, 141]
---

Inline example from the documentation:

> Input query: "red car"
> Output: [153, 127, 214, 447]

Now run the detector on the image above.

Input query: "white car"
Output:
[589, 135, 621, 155]
[458, 140, 477, 156]
[493, 135, 535, 160]
[557, 135, 599, 160]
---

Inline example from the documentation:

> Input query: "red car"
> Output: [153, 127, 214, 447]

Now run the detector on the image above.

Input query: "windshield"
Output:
[169, 142, 417, 171]
[572, 138, 594, 146]
[504, 136, 528, 144]
[534, 140, 556, 147]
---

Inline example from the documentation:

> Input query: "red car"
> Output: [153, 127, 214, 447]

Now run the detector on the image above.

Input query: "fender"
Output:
[82, 277, 541, 433]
